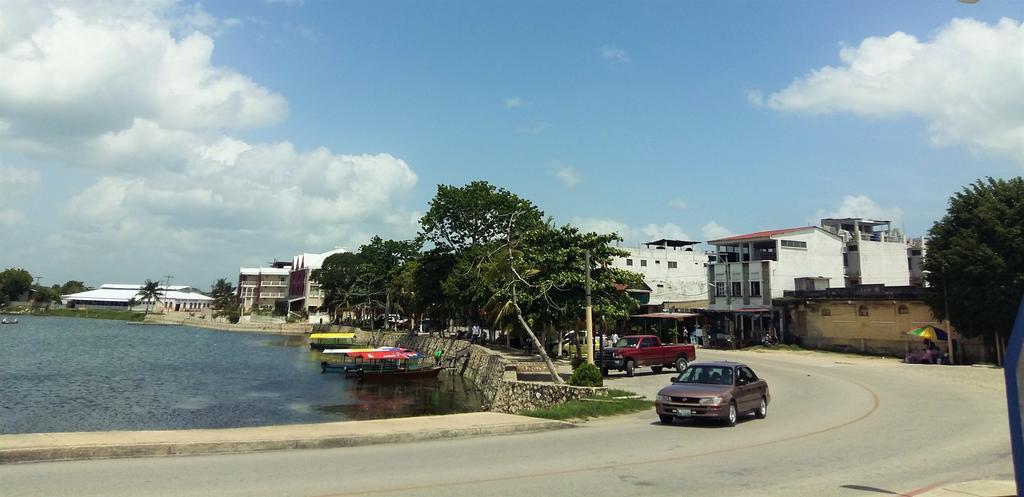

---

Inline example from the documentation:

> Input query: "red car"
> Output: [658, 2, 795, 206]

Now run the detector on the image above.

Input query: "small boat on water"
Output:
[1, 317, 18, 324]
[309, 332, 357, 350]
[319, 347, 441, 381]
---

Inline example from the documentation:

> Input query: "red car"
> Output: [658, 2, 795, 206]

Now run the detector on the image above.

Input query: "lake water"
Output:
[0, 316, 485, 434]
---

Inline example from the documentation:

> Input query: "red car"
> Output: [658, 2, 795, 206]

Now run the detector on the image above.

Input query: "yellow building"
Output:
[774, 285, 986, 363]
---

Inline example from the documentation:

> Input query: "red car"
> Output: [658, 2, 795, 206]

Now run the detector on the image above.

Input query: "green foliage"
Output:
[419, 181, 545, 252]
[30, 308, 146, 322]
[136, 279, 162, 314]
[210, 278, 236, 310]
[0, 267, 33, 302]
[314, 237, 422, 324]
[924, 177, 1024, 340]
[59, 280, 88, 295]
[568, 363, 603, 387]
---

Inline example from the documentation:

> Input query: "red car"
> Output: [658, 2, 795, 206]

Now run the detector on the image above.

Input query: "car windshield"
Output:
[674, 365, 734, 385]
[613, 337, 640, 348]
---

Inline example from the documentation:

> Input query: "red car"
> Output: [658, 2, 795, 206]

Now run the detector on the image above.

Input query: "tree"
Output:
[60, 280, 88, 295]
[924, 177, 1024, 348]
[419, 181, 545, 253]
[315, 238, 422, 327]
[210, 278, 236, 310]
[0, 268, 33, 302]
[136, 279, 162, 314]
[31, 285, 59, 309]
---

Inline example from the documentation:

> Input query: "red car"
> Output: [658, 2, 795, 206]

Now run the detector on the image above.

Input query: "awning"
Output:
[734, 307, 771, 313]
[630, 312, 698, 320]
[287, 296, 305, 303]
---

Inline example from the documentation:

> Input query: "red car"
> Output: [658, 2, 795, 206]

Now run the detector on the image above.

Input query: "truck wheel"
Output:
[659, 414, 673, 424]
[625, 360, 635, 377]
[651, 366, 663, 374]
[674, 357, 688, 373]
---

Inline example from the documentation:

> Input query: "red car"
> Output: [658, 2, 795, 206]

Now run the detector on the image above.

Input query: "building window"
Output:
[655, 260, 661, 264]
[667, 261, 677, 269]
[910, 249, 922, 256]
[715, 282, 726, 297]
[780, 240, 808, 249]
[848, 245, 858, 252]
[626, 258, 633, 266]
[749, 281, 761, 297]
[858, 305, 869, 317]
[656, 284, 664, 288]
[821, 308, 831, 316]
[731, 282, 742, 296]
[640, 259, 647, 267]
[897, 305, 910, 315]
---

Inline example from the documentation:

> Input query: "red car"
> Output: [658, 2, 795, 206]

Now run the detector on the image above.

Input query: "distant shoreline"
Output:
[142, 313, 312, 335]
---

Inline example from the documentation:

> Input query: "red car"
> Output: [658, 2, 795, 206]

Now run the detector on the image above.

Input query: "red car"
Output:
[655, 361, 770, 427]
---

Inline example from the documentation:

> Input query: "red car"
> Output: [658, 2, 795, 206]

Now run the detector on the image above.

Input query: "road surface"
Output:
[1, 349, 1012, 497]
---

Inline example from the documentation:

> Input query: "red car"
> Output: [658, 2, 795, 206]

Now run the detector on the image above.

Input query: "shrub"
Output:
[568, 363, 603, 387]
[570, 355, 584, 370]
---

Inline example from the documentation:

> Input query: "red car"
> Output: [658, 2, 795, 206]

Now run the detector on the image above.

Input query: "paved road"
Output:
[2, 349, 1012, 497]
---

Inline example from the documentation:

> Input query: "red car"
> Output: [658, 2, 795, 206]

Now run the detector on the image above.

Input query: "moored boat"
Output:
[309, 332, 357, 350]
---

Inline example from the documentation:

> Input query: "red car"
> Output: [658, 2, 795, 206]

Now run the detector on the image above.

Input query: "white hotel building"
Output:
[608, 239, 710, 310]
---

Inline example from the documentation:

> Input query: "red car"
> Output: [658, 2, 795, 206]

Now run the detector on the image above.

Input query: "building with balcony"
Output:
[706, 226, 846, 345]
[820, 218, 910, 287]
[288, 248, 346, 315]
[237, 263, 292, 312]
[608, 239, 709, 311]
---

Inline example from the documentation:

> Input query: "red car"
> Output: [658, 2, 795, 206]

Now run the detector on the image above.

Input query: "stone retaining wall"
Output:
[356, 331, 605, 413]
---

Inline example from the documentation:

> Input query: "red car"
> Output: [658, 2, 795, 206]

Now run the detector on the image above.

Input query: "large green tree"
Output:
[136, 279, 162, 314]
[924, 177, 1024, 346]
[419, 181, 545, 253]
[59, 280, 88, 295]
[210, 278, 236, 310]
[0, 268, 33, 302]
[314, 237, 422, 326]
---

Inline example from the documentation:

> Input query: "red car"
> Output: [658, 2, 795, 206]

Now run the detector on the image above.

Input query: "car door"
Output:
[734, 366, 755, 411]
[737, 366, 762, 410]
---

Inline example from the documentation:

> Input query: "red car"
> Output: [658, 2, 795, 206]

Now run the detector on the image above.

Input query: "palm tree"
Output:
[210, 278, 236, 310]
[136, 280, 162, 314]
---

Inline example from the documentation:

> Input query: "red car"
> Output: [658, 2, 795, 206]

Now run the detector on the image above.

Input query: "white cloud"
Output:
[0, 2, 420, 282]
[701, 221, 735, 241]
[550, 161, 582, 188]
[504, 96, 523, 109]
[754, 17, 1024, 164]
[0, 164, 38, 225]
[817, 194, 904, 223]
[599, 45, 630, 64]
[640, 222, 691, 242]
[668, 198, 688, 210]
[570, 217, 693, 244]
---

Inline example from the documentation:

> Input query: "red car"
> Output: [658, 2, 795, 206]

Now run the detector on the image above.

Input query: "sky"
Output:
[0, 0, 1021, 289]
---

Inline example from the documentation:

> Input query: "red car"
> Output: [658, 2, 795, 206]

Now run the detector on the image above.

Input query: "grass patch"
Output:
[10, 308, 147, 322]
[521, 390, 652, 421]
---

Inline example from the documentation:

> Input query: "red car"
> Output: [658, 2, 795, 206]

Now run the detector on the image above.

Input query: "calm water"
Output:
[0, 316, 485, 434]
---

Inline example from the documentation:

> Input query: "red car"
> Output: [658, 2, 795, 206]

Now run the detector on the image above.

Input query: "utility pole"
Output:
[164, 275, 173, 312]
[941, 264, 955, 365]
[585, 250, 594, 365]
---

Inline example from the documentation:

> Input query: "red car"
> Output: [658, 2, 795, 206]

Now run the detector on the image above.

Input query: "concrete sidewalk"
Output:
[0, 413, 572, 464]
[915, 479, 1016, 496]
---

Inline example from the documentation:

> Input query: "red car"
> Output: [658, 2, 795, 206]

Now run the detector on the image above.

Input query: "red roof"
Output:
[709, 226, 815, 244]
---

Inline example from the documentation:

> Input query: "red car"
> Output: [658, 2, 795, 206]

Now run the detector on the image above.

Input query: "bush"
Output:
[568, 363, 603, 387]
[570, 355, 584, 370]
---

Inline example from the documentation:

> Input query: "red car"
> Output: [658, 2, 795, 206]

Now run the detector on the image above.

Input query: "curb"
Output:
[1, 419, 573, 464]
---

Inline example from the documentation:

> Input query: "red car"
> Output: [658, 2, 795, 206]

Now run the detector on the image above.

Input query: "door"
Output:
[638, 337, 657, 365]
[736, 366, 759, 410]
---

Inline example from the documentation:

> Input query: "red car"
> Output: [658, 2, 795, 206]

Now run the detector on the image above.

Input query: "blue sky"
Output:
[0, 0, 1021, 288]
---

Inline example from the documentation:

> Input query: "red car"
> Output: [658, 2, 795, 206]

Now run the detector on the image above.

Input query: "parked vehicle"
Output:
[655, 361, 770, 427]
[595, 335, 696, 377]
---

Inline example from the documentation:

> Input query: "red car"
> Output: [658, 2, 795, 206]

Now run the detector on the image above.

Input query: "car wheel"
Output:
[674, 357, 688, 373]
[725, 401, 738, 427]
[755, 397, 767, 419]
[651, 366, 663, 374]
[659, 414, 673, 424]
[625, 360, 635, 377]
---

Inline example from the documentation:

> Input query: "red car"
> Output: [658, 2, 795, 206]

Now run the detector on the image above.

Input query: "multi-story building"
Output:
[288, 248, 346, 315]
[609, 239, 709, 311]
[907, 237, 928, 287]
[237, 261, 292, 312]
[820, 218, 910, 287]
[706, 226, 846, 345]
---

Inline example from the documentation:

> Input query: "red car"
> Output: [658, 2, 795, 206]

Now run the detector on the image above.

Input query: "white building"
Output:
[237, 265, 291, 312]
[63, 284, 213, 312]
[707, 226, 846, 313]
[288, 248, 346, 314]
[907, 237, 928, 287]
[609, 239, 709, 310]
[820, 218, 910, 287]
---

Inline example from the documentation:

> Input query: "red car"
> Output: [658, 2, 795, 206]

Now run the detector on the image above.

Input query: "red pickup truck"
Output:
[596, 335, 696, 377]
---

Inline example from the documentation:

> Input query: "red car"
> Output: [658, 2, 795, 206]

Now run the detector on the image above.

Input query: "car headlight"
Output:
[699, 397, 724, 406]
[612, 352, 622, 359]
[656, 394, 670, 401]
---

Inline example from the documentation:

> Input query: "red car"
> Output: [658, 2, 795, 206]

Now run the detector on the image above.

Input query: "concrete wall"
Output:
[361, 331, 606, 414]
[852, 241, 911, 286]
[784, 299, 986, 362]
[773, 230, 846, 294]
[609, 246, 708, 306]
